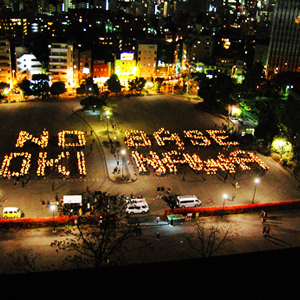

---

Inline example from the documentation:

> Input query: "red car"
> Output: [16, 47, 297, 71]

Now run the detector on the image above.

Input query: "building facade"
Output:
[115, 53, 136, 86]
[266, 0, 300, 76]
[17, 53, 42, 80]
[73, 49, 92, 86]
[48, 43, 74, 85]
[136, 43, 157, 80]
[0, 38, 12, 85]
[93, 60, 111, 90]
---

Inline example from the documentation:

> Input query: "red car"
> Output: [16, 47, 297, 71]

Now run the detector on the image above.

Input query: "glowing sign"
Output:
[120, 52, 134, 60]
[0, 130, 87, 179]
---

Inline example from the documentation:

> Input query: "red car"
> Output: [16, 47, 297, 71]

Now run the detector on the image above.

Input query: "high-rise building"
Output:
[17, 53, 42, 80]
[48, 43, 74, 85]
[0, 38, 12, 85]
[136, 43, 157, 80]
[266, 0, 300, 76]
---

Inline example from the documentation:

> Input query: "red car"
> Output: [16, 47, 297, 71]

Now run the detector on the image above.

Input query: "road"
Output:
[0, 209, 300, 274]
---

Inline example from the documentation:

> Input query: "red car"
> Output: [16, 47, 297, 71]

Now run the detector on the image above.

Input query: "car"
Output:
[126, 203, 149, 214]
[3, 207, 22, 219]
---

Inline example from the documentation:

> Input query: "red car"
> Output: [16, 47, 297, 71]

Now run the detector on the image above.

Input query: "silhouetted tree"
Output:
[128, 77, 146, 94]
[18, 79, 33, 99]
[80, 95, 106, 110]
[50, 199, 146, 269]
[255, 100, 280, 144]
[107, 74, 121, 93]
[184, 219, 234, 258]
[50, 82, 66, 98]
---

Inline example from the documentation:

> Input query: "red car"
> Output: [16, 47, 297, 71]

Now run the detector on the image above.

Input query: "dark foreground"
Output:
[2, 246, 300, 298]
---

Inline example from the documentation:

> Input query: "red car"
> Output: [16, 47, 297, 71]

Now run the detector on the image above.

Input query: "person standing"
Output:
[156, 232, 160, 241]
[260, 210, 267, 223]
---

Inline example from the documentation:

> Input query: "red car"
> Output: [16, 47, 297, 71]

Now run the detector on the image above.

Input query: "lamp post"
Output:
[105, 110, 111, 135]
[252, 178, 260, 204]
[121, 149, 126, 179]
[222, 194, 227, 219]
[106, 115, 110, 134]
[50, 204, 56, 233]
[279, 140, 285, 159]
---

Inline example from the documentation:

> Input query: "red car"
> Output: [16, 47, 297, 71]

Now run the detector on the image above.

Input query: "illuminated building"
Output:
[0, 18, 28, 40]
[48, 43, 74, 85]
[136, 43, 157, 80]
[16, 53, 42, 80]
[0, 38, 12, 85]
[266, 0, 300, 76]
[93, 60, 111, 89]
[115, 52, 136, 86]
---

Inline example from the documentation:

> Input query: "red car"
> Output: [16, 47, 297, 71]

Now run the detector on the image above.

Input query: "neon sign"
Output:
[120, 52, 134, 60]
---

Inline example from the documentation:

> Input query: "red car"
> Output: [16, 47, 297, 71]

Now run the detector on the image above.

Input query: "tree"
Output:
[184, 219, 234, 258]
[242, 61, 264, 96]
[31, 75, 50, 99]
[280, 94, 300, 162]
[107, 73, 121, 93]
[50, 195, 145, 269]
[6, 244, 54, 273]
[18, 79, 33, 99]
[85, 77, 99, 96]
[128, 77, 146, 94]
[77, 78, 99, 96]
[50, 81, 66, 98]
[255, 100, 280, 145]
[51, 217, 143, 269]
[80, 95, 106, 110]
[77, 83, 86, 95]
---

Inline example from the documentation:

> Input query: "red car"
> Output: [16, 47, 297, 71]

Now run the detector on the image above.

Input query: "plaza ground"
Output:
[0, 95, 300, 296]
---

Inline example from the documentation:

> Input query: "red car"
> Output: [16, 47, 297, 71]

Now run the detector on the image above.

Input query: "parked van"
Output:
[176, 195, 201, 208]
[126, 202, 149, 214]
[3, 207, 22, 219]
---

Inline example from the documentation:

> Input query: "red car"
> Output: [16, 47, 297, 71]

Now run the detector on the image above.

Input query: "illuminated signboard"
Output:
[120, 52, 134, 60]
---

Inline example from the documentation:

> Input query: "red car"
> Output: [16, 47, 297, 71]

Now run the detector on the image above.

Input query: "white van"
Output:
[176, 195, 201, 208]
[126, 201, 149, 214]
[3, 207, 22, 219]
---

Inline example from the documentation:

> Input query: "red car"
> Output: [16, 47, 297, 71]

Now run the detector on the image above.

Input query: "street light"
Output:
[279, 140, 285, 158]
[106, 115, 110, 134]
[50, 204, 56, 233]
[252, 178, 260, 204]
[222, 194, 228, 219]
[121, 149, 126, 179]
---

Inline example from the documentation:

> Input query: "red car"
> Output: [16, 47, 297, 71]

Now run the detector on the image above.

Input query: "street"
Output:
[0, 209, 300, 274]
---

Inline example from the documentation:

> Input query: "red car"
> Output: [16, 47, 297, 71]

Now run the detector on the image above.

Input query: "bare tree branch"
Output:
[6, 245, 54, 273]
[51, 213, 147, 269]
[184, 218, 235, 258]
